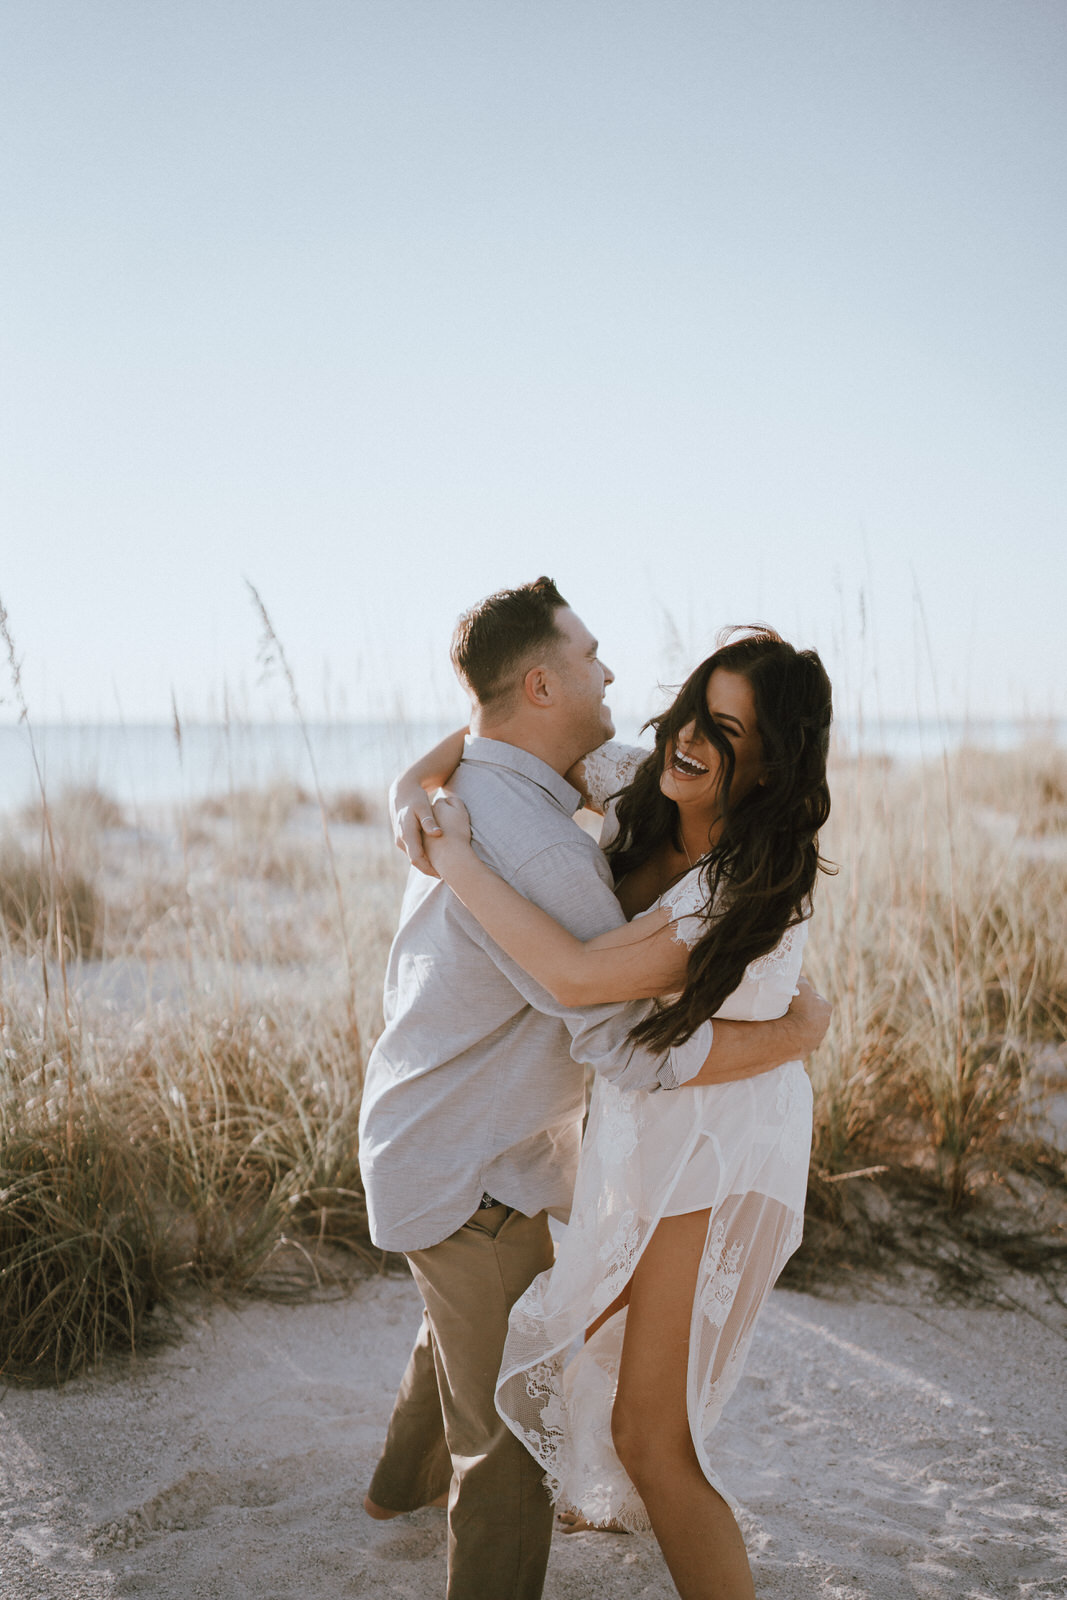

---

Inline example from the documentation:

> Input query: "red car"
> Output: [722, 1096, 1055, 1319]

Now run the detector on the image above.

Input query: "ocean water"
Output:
[0, 720, 452, 813]
[0, 716, 1062, 814]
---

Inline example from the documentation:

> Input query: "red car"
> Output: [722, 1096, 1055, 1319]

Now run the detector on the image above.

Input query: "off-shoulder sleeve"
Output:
[580, 741, 650, 811]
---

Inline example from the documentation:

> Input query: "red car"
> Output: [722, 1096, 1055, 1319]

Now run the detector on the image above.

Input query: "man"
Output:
[358, 577, 830, 1600]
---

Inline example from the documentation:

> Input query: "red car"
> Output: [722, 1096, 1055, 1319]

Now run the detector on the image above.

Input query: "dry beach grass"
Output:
[796, 742, 1067, 1291]
[0, 736, 1064, 1385]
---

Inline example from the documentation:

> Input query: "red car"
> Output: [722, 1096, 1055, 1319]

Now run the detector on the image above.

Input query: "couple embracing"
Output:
[358, 577, 833, 1600]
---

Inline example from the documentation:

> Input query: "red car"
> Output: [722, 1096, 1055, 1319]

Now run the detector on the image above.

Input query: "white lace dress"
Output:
[495, 742, 813, 1528]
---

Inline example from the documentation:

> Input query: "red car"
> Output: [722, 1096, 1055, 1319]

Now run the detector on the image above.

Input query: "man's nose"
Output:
[602, 662, 615, 686]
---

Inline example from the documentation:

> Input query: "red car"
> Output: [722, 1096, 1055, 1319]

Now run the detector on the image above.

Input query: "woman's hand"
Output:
[388, 775, 443, 878]
[423, 791, 474, 877]
[387, 726, 469, 877]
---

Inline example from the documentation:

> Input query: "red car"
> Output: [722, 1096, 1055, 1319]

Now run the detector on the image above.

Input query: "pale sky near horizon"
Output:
[1, 1, 1064, 728]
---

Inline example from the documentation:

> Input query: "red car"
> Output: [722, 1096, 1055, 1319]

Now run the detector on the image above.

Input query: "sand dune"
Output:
[1, 1272, 1063, 1599]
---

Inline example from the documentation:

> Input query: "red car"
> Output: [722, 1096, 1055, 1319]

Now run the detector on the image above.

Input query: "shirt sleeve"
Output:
[657, 1021, 714, 1088]
[447, 839, 711, 1094]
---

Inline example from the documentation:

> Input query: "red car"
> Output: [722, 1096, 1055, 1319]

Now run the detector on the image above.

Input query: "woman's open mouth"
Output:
[670, 748, 709, 778]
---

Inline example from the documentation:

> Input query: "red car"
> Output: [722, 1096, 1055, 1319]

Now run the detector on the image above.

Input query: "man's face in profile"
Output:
[550, 607, 615, 753]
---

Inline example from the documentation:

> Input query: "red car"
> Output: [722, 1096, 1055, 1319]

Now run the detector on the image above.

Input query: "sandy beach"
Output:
[2, 1267, 1064, 1600]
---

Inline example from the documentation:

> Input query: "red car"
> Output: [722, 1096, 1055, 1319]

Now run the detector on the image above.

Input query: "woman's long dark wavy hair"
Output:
[609, 627, 833, 1052]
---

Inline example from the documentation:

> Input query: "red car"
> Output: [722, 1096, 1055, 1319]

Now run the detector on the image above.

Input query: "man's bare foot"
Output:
[556, 1509, 630, 1534]
[363, 1493, 448, 1520]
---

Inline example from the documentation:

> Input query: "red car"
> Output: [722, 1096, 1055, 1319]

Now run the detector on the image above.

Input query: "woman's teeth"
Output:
[671, 750, 708, 777]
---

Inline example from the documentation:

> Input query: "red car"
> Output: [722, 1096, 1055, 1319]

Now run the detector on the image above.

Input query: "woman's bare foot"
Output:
[556, 1509, 630, 1534]
[363, 1492, 448, 1520]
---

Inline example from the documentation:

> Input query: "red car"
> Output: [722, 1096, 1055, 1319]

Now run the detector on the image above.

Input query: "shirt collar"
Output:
[462, 736, 582, 816]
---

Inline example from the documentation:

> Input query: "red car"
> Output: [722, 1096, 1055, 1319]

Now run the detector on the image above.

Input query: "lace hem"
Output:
[656, 864, 711, 948]
[746, 919, 807, 980]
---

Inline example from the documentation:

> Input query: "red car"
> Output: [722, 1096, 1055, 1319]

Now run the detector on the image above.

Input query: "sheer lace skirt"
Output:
[495, 1066, 812, 1529]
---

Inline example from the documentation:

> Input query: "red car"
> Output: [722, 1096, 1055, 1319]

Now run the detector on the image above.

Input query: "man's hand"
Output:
[388, 776, 443, 878]
[786, 978, 832, 1058]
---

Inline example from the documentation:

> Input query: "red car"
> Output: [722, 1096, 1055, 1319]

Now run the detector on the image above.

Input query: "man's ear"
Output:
[523, 663, 555, 707]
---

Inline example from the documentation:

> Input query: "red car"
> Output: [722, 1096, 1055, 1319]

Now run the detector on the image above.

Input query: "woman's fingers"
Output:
[388, 777, 442, 875]
[428, 791, 473, 844]
[395, 804, 442, 878]
[390, 788, 470, 876]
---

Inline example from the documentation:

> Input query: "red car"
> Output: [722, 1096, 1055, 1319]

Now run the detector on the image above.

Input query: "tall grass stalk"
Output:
[246, 581, 362, 1066]
[0, 596, 78, 1152]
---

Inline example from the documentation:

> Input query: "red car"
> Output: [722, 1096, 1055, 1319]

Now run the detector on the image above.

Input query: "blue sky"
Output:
[2, 0, 1064, 726]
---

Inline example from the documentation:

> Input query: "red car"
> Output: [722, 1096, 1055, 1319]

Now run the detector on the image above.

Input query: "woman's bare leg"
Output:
[610, 1209, 756, 1600]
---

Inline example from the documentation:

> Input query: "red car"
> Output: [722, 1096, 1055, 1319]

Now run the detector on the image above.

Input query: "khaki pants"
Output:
[368, 1203, 556, 1600]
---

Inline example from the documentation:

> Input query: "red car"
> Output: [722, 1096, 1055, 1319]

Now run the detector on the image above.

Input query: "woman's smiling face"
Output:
[659, 668, 766, 817]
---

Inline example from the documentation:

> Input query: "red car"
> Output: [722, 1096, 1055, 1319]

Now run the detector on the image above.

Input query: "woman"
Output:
[396, 627, 832, 1600]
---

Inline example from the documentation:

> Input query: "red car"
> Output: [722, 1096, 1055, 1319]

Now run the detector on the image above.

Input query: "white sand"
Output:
[1, 1272, 1064, 1600]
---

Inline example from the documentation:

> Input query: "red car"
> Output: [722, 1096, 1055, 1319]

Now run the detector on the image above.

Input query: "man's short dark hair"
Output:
[450, 576, 569, 709]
